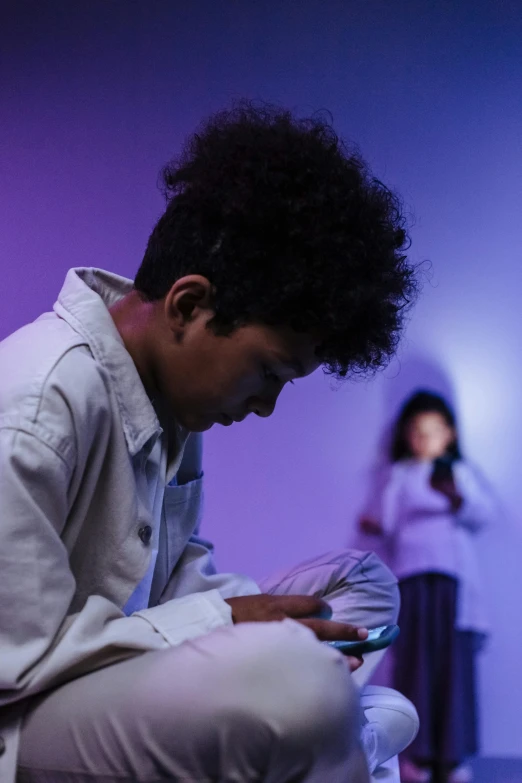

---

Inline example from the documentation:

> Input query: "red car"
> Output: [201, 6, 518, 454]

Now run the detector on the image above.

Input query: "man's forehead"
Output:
[273, 332, 321, 375]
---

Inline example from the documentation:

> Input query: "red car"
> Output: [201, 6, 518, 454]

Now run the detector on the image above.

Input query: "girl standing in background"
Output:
[360, 391, 494, 783]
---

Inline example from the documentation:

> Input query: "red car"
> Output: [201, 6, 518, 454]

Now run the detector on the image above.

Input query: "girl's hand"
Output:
[359, 516, 384, 536]
[430, 474, 463, 512]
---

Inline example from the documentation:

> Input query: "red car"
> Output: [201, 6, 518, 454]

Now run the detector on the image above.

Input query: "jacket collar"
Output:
[54, 267, 163, 457]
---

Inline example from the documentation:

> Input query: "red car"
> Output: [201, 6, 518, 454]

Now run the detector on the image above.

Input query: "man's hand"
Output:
[224, 594, 368, 673]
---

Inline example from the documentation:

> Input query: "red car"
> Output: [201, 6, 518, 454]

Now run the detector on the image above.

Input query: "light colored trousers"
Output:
[17, 550, 399, 783]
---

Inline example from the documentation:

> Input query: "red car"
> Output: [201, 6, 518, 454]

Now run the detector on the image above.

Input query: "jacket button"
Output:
[0, 735, 5, 756]
[138, 525, 152, 545]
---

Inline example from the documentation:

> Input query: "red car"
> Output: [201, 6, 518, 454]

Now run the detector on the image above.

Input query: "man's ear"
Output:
[163, 275, 214, 334]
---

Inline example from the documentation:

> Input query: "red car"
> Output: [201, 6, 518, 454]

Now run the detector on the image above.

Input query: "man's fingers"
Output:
[298, 618, 369, 642]
[225, 595, 333, 624]
[347, 656, 364, 673]
[275, 595, 332, 619]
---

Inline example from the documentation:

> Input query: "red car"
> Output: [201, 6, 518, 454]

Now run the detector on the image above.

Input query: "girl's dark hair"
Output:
[391, 389, 462, 462]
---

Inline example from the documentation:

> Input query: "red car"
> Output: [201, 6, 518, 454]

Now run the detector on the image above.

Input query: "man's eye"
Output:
[263, 366, 281, 384]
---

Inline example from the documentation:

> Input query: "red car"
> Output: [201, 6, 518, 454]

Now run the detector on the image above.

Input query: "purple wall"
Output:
[2, 0, 521, 755]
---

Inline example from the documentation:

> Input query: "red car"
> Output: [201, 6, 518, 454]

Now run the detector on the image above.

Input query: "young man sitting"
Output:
[0, 102, 418, 783]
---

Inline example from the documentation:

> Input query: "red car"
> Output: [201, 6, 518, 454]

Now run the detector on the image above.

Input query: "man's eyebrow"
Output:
[281, 358, 306, 377]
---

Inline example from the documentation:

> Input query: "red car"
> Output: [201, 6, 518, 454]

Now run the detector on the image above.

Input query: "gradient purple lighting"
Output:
[1, 0, 521, 757]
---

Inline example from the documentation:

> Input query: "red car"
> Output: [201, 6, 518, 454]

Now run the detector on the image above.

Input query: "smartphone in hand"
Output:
[326, 624, 400, 656]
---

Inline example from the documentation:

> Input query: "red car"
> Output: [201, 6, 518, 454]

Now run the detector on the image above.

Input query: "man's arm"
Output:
[0, 419, 232, 708]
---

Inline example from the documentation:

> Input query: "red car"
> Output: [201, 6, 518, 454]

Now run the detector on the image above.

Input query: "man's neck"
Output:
[109, 290, 159, 399]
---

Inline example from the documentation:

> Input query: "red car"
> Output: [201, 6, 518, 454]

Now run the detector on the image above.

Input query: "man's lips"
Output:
[219, 414, 246, 426]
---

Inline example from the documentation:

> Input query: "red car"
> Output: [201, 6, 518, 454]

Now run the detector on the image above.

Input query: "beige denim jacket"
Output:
[0, 268, 258, 782]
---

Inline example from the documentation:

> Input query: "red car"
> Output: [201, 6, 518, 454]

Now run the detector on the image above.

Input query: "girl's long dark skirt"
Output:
[393, 573, 479, 768]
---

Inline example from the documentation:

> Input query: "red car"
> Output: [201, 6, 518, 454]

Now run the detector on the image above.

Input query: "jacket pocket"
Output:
[162, 476, 204, 583]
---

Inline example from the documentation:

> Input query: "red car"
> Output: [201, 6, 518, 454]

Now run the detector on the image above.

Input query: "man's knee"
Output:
[224, 621, 362, 774]
[356, 550, 400, 625]
[331, 550, 399, 688]
[324, 549, 399, 629]
[235, 620, 358, 734]
[261, 548, 399, 630]
[152, 620, 360, 762]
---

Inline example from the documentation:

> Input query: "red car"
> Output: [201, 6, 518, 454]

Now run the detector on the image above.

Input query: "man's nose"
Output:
[248, 394, 278, 418]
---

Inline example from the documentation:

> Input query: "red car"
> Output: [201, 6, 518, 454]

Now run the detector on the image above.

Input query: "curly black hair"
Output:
[391, 390, 462, 462]
[135, 101, 418, 378]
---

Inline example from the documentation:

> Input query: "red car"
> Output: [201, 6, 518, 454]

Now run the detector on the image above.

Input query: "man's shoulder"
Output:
[0, 312, 112, 428]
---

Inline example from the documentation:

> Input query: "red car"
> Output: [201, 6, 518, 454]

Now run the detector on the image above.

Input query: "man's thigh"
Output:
[17, 620, 363, 783]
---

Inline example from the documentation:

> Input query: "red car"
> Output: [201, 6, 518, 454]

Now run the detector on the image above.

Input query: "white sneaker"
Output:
[360, 685, 420, 774]
[449, 764, 473, 783]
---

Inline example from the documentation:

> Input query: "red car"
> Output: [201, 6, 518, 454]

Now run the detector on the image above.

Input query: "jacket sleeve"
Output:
[158, 530, 261, 604]
[0, 423, 231, 708]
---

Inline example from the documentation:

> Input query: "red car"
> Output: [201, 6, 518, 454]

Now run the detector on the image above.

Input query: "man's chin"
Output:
[181, 414, 215, 433]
